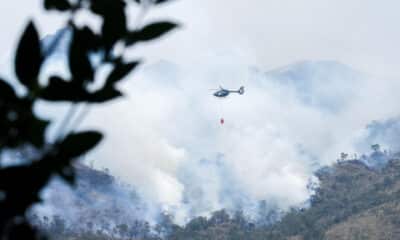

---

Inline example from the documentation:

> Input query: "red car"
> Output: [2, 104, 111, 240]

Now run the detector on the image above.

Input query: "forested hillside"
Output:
[32, 150, 400, 240]
[169, 155, 400, 240]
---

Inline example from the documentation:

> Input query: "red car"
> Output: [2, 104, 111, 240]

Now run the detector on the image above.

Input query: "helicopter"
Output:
[213, 86, 245, 98]
[212, 86, 245, 125]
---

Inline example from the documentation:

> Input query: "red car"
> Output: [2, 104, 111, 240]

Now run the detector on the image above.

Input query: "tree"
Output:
[0, 0, 178, 239]
[339, 152, 348, 162]
[371, 144, 381, 152]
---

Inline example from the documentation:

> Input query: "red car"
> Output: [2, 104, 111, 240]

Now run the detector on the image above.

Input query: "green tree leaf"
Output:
[15, 21, 42, 90]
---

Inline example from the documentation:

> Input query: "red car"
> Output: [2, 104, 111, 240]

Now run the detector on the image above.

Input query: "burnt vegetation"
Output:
[0, 0, 178, 239]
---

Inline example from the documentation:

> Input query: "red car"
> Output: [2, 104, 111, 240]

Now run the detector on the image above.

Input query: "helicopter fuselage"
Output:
[214, 89, 231, 97]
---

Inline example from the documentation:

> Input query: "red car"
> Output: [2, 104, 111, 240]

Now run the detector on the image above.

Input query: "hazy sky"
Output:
[1, 0, 400, 76]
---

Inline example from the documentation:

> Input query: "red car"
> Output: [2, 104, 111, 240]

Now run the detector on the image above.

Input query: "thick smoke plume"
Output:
[2, 28, 399, 225]
[36, 53, 400, 224]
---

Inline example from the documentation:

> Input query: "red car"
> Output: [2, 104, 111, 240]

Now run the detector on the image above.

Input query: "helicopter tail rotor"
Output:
[238, 86, 245, 95]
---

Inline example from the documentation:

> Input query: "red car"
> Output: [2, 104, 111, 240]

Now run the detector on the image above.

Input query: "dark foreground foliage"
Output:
[0, 0, 177, 239]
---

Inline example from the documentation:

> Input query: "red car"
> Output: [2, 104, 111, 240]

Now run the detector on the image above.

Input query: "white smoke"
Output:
[0, 1, 399, 231]
[3, 28, 400, 224]
[53, 55, 399, 223]
[356, 118, 400, 154]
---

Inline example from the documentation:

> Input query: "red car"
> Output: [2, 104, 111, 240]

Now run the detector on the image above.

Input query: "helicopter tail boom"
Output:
[227, 86, 245, 95]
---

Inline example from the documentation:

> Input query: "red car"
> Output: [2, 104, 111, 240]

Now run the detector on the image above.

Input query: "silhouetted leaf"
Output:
[0, 97, 45, 148]
[90, 0, 118, 15]
[80, 27, 102, 51]
[134, 0, 172, 5]
[15, 21, 42, 90]
[40, 76, 89, 102]
[28, 118, 50, 148]
[154, 0, 171, 4]
[59, 131, 103, 158]
[40, 76, 124, 103]
[125, 21, 178, 46]
[44, 0, 71, 11]
[89, 87, 123, 103]
[0, 79, 17, 100]
[0, 0, 179, 237]
[105, 61, 140, 86]
[69, 27, 94, 83]
[91, 0, 127, 52]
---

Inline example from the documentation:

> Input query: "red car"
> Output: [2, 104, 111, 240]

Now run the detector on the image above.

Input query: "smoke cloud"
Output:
[2, 27, 400, 225]
[37, 54, 399, 223]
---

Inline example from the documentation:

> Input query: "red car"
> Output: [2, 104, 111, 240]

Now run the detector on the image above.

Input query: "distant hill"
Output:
[264, 60, 365, 112]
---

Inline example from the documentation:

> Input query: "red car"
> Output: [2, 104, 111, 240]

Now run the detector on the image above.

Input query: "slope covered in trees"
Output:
[33, 149, 400, 240]
[169, 154, 400, 240]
